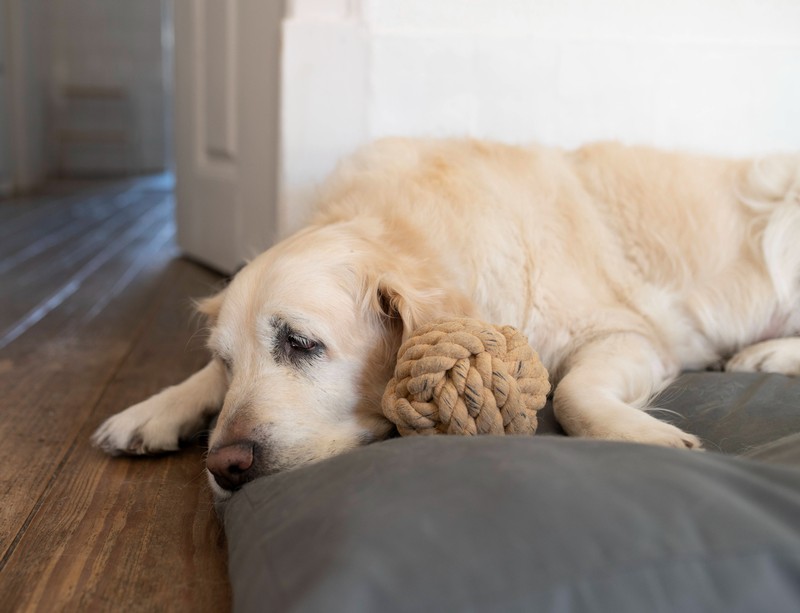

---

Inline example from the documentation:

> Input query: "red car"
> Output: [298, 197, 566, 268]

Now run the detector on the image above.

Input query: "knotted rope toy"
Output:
[382, 318, 550, 436]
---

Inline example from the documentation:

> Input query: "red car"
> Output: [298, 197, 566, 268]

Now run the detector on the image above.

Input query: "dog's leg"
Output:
[92, 360, 227, 455]
[725, 338, 800, 376]
[553, 332, 702, 449]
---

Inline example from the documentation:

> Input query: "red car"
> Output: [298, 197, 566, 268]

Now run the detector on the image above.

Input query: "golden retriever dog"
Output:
[92, 139, 800, 499]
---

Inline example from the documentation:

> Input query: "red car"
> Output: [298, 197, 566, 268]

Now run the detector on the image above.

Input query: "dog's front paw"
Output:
[584, 410, 703, 450]
[726, 339, 800, 376]
[92, 395, 182, 456]
[621, 418, 702, 450]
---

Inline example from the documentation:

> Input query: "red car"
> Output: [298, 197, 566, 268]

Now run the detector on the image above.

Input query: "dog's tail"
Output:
[739, 154, 800, 305]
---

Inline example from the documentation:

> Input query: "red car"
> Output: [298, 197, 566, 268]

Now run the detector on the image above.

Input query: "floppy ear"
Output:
[374, 272, 477, 343]
[194, 290, 226, 326]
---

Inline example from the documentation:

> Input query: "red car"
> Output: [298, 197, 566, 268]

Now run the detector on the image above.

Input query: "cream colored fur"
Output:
[92, 139, 800, 499]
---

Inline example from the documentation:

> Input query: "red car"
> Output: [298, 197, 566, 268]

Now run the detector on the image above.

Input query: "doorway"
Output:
[0, 0, 173, 194]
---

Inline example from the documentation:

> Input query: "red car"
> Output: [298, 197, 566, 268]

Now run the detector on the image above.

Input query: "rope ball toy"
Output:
[382, 318, 550, 436]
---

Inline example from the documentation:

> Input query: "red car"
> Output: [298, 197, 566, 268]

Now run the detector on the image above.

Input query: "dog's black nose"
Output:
[206, 441, 256, 491]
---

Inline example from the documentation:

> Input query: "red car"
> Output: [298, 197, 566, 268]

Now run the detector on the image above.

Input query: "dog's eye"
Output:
[287, 334, 317, 353]
[270, 318, 325, 366]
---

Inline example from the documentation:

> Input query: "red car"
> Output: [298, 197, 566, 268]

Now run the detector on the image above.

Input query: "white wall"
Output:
[279, 0, 800, 235]
[281, 1, 368, 234]
[362, 0, 800, 155]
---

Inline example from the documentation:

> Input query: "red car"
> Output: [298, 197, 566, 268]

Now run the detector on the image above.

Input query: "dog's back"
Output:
[316, 138, 800, 373]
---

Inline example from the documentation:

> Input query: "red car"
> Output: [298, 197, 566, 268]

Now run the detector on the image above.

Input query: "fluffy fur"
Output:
[92, 139, 800, 500]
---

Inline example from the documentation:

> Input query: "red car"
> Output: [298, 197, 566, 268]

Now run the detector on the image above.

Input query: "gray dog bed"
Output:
[218, 372, 800, 612]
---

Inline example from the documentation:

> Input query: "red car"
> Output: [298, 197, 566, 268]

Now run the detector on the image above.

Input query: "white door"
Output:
[173, 0, 283, 273]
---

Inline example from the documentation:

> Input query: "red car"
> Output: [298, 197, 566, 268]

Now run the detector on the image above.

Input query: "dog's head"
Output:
[202, 220, 474, 498]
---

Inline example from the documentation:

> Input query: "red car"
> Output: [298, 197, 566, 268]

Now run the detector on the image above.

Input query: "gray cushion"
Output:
[220, 372, 800, 612]
[655, 372, 800, 454]
[222, 437, 800, 613]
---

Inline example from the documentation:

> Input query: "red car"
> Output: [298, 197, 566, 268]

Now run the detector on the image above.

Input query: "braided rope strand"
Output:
[382, 318, 549, 436]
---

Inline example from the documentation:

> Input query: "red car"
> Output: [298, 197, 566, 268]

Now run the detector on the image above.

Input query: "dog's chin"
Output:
[206, 427, 395, 503]
[207, 471, 234, 502]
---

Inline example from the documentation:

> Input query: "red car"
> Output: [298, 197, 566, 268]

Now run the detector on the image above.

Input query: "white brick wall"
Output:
[360, 0, 800, 155]
[363, 0, 800, 44]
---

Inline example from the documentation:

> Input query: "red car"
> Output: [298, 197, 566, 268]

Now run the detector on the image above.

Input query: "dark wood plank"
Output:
[0, 191, 172, 335]
[0, 185, 146, 275]
[0, 185, 183, 544]
[0, 222, 182, 552]
[0, 262, 229, 612]
[0, 179, 133, 244]
[0, 176, 230, 611]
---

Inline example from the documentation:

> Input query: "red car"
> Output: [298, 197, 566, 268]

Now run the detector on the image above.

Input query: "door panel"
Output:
[174, 0, 281, 274]
[202, 0, 237, 161]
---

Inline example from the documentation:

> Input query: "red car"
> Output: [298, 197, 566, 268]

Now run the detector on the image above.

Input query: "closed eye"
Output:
[270, 317, 325, 366]
[287, 333, 317, 353]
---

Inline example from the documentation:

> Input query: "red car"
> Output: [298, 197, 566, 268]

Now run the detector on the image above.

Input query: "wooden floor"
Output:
[0, 176, 231, 611]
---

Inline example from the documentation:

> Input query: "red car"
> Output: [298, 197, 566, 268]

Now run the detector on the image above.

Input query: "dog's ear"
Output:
[195, 290, 226, 326]
[373, 273, 476, 343]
